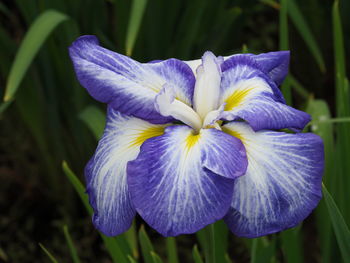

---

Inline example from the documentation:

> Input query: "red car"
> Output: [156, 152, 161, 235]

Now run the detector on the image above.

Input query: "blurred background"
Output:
[0, 0, 349, 262]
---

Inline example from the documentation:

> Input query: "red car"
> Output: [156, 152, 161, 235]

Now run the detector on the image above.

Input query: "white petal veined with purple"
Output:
[85, 107, 165, 236]
[222, 122, 324, 238]
[219, 55, 310, 131]
[127, 125, 248, 236]
[69, 35, 195, 124]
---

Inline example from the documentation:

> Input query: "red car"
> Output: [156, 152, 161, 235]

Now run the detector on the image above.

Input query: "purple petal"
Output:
[251, 51, 290, 86]
[219, 55, 310, 131]
[85, 107, 165, 236]
[69, 35, 195, 124]
[127, 125, 247, 236]
[223, 122, 324, 238]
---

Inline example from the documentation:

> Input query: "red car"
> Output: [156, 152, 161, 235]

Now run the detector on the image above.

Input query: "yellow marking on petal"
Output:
[185, 132, 201, 151]
[224, 88, 254, 111]
[129, 126, 165, 148]
[222, 127, 244, 142]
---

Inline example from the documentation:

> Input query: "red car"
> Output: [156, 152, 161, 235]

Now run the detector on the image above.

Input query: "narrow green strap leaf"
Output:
[279, 0, 292, 105]
[62, 161, 129, 263]
[322, 184, 350, 263]
[3, 9, 68, 102]
[138, 225, 155, 263]
[288, 75, 310, 99]
[150, 252, 164, 263]
[192, 245, 204, 263]
[281, 228, 303, 263]
[79, 106, 106, 140]
[127, 255, 138, 263]
[63, 225, 81, 263]
[166, 237, 179, 263]
[62, 161, 92, 214]
[250, 239, 258, 263]
[39, 243, 59, 263]
[125, 0, 148, 56]
[333, 0, 346, 82]
[288, 0, 326, 72]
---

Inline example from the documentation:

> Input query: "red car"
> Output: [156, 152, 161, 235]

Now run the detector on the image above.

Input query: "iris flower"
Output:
[69, 35, 324, 238]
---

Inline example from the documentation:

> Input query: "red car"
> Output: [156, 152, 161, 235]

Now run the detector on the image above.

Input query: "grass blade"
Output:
[138, 225, 155, 263]
[250, 239, 258, 263]
[39, 243, 59, 263]
[192, 245, 204, 263]
[166, 237, 179, 263]
[150, 251, 164, 263]
[3, 9, 68, 102]
[79, 106, 106, 140]
[125, 0, 148, 56]
[279, 0, 292, 105]
[63, 225, 81, 263]
[288, 0, 326, 72]
[322, 184, 350, 263]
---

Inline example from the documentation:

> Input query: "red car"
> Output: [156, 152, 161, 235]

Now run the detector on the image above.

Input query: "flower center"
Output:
[154, 51, 224, 132]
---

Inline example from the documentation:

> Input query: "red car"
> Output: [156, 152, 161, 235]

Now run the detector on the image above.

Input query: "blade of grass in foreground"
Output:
[62, 161, 130, 263]
[39, 243, 59, 263]
[166, 237, 179, 263]
[192, 245, 204, 263]
[3, 9, 68, 102]
[333, 0, 350, 223]
[125, 0, 148, 56]
[279, 0, 292, 105]
[322, 184, 350, 263]
[139, 225, 155, 263]
[63, 225, 81, 263]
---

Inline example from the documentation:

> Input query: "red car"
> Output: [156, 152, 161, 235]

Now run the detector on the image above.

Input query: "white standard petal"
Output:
[193, 51, 223, 119]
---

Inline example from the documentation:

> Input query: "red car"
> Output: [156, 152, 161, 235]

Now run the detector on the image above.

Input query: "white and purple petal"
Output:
[222, 122, 324, 238]
[69, 35, 195, 123]
[219, 55, 310, 131]
[127, 126, 247, 236]
[85, 107, 165, 236]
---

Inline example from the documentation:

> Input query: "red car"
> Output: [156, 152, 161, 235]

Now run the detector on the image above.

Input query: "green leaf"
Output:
[281, 227, 303, 263]
[166, 237, 179, 263]
[279, 0, 292, 105]
[125, 0, 148, 56]
[62, 161, 129, 263]
[127, 255, 138, 263]
[288, 0, 326, 72]
[322, 184, 350, 263]
[192, 245, 204, 263]
[62, 161, 92, 214]
[63, 225, 81, 263]
[3, 9, 68, 102]
[250, 238, 258, 263]
[138, 225, 154, 263]
[79, 106, 106, 140]
[39, 243, 59, 263]
[150, 251, 163, 263]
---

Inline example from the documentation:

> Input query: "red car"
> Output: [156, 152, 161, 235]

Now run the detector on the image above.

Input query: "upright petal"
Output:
[127, 126, 247, 236]
[193, 51, 222, 119]
[86, 107, 165, 236]
[219, 55, 310, 131]
[69, 35, 195, 123]
[222, 122, 324, 238]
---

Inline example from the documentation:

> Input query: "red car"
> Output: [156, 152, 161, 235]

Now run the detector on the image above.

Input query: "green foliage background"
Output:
[0, 0, 349, 262]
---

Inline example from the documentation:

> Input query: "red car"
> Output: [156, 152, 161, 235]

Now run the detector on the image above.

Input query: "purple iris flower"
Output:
[69, 35, 324, 238]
